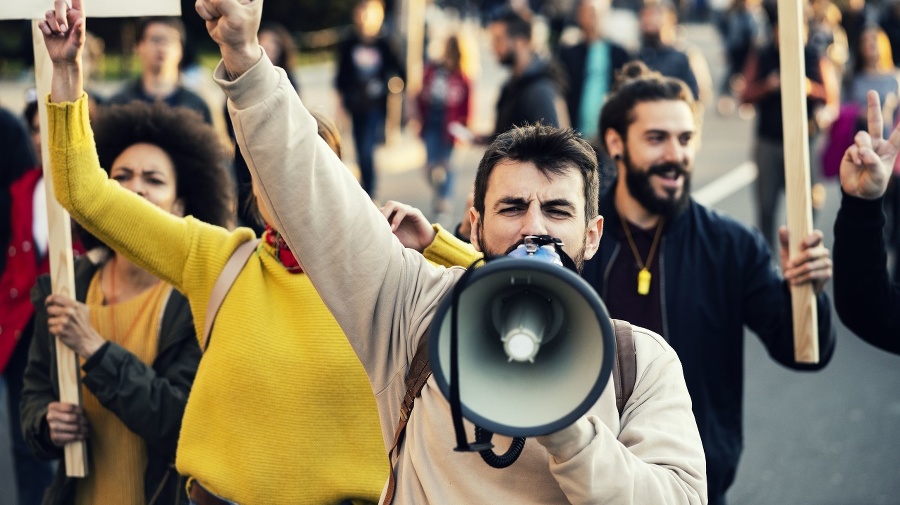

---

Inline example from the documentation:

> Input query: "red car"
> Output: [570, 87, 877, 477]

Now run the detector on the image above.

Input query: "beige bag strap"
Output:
[202, 239, 260, 351]
[612, 318, 637, 415]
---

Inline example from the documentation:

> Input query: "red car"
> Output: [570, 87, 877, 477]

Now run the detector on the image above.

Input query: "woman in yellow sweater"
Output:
[20, 100, 233, 504]
[37, 4, 397, 504]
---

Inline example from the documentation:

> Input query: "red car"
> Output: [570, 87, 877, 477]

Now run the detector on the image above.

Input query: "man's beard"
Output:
[623, 150, 691, 219]
[476, 224, 588, 273]
[641, 31, 663, 48]
[498, 48, 516, 68]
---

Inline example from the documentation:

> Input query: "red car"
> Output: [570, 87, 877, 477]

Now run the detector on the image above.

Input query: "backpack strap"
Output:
[384, 332, 432, 505]
[384, 319, 637, 503]
[612, 319, 637, 416]
[202, 239, 260, 351]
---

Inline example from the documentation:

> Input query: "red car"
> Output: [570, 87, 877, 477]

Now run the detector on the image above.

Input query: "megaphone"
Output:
[429, 236, 615, 446]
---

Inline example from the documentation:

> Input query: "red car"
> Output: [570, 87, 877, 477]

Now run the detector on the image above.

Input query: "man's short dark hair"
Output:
[473, 123, 599, 224]
[79, 101, 234, 250]
[136, 16, 186, 47]
[491, 7, 532, 41]
[598, 61, 698, 155]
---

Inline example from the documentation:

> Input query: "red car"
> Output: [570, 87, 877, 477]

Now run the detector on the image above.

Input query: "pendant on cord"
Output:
[637, 268, 651, 295]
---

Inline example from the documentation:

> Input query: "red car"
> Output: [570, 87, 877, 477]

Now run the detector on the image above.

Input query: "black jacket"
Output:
[557, 40, 630, 133]
[20, 257, 200, 505]
[636, 44, 700, 100]
[334, 29, 405, 115]
[583, 188, 836, 505]
[833, 191, 900, 354]
[493, 58, 564, 136]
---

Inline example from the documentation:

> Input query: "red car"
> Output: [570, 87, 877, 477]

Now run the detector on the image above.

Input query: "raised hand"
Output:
[195, 0, 263, 78]
[840, 90, 899, 200]
[38, 0, 86, 67]
[779, 226, 832, 294]
[382, 200, 436, 253]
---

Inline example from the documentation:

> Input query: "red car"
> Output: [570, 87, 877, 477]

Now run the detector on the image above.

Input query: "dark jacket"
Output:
[334, 29, 405, 116]
[635, 44, 700, 99]
[833, 191, 900, 354]
[107, 79, 213, 125]
[20, 256, 200, 505]
[493, 58, 564, 136]
[583, 187, 836, 505]
[557, 40, 630, 133]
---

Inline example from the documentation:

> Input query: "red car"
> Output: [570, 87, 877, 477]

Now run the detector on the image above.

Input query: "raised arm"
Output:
[40, 0, 86, 103]
[834, 90, 900, 352]
[199, 0, 459, 388]
[40, 1, 246, 299]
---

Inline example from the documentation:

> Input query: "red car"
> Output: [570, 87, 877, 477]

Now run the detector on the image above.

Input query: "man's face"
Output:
[470, 160, 602, 272]
[489, 22, 517, 67]
[578, 0, 608, 37]
[137, 23, 183, 76]
[617, 100, 696, 217]
[355, 0, 385, 39]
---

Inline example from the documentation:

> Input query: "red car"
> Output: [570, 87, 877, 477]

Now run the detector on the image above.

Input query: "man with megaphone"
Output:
[196, 0, 707, 503]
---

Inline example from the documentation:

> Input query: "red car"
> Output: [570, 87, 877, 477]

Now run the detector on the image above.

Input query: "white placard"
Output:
[0, 0, 180, 20]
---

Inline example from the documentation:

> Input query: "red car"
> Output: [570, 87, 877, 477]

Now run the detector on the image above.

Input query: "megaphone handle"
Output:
[448, 265, 491, 453]
[475, 427, 526, 468]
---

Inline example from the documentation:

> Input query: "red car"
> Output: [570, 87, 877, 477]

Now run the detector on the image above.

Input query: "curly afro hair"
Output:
[78, 101, 235, 250]
[95, 101, 234, 226]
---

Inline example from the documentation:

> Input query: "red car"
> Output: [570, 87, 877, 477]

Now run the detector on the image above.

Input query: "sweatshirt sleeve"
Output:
[833, 191, 900, 353]
[422, 224, 482, 268]
[46, 94, 253, 310]
[216, 54, 461, 391]
[542, 330, 707, 504]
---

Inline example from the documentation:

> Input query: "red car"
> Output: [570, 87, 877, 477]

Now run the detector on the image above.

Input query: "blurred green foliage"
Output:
[0, 0, 368, 77]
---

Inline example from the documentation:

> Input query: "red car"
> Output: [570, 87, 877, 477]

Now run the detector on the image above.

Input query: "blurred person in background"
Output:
[488, 6, 568, 135]
[414, 34, 471, 224]
[0, 100, 56, 505]
[636, 0, 701, 100]
[741, 3, 836, 251]
[107, 17, 212, 125]
[714, 0, 764, 115]
[335, 0, 405, 198]
[558, 0, 630, 142]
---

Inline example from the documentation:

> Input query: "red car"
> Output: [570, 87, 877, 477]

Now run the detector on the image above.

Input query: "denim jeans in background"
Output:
[3, 322, 55, 505]
[350, 110, 385, 197]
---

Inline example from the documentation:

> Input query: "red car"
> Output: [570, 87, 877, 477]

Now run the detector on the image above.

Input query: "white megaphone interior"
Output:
[434, 261, 610, 435]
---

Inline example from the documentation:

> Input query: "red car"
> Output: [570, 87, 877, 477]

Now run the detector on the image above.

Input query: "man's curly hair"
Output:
[79, 101, 235, 249]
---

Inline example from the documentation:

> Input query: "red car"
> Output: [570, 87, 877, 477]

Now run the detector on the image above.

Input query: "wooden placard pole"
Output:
[0, 0, 181, 477]
[777, 0, 819, 363]
[31, 21, 88, 478]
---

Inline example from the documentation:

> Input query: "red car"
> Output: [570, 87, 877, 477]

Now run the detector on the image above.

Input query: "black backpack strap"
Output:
[384, 331, 432, 505]
[612, 319, 637, 416]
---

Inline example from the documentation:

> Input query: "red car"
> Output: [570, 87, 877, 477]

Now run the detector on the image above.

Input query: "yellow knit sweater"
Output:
[48, 96, 386, 504]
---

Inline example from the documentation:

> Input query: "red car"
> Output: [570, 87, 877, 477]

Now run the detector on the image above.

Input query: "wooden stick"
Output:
[32, 20, 88, 478]
[777, 0, 819, 363]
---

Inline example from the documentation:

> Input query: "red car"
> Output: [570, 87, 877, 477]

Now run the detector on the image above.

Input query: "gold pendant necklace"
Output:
[621, 217, 665, 296]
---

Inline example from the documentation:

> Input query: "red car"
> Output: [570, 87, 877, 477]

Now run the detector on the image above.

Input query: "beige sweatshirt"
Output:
[216, 52, 707, 505]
